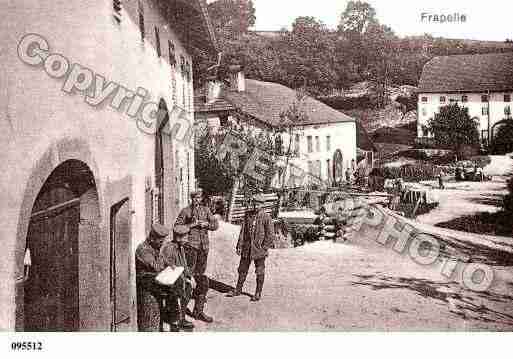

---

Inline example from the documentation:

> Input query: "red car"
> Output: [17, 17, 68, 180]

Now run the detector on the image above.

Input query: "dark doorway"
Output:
[23, 160, 98, 331]
[24, 188, 80, 331]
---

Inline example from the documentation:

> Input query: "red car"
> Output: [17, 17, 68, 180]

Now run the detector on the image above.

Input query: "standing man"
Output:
[174, 189, 218, 323]
[227, 194, 275, 302]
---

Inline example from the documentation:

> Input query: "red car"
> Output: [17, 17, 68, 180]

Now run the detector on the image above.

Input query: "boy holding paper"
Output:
[159, 224, 196, 331]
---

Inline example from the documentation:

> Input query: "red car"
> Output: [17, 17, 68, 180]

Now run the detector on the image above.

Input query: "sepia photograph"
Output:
[0, 0, 512, 356]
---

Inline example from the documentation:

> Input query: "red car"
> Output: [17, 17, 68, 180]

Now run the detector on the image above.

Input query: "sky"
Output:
[209, 0, 513, 41]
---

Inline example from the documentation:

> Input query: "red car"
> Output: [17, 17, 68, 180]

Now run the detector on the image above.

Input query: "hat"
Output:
[190, 188, 203, 198]
[150, 223, 170, 239]
[173, 224, 190, 236]
[253, 193, 266, 203]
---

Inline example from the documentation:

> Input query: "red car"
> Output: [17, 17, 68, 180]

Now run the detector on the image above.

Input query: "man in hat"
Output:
[174, 188, 218, 323]
[159, 225, 196, 331]
[227, 193, 275, 302]
[135, 223, 171, 331]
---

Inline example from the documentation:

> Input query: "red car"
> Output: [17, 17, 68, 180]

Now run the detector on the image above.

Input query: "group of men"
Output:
[135, 189, 275, 332]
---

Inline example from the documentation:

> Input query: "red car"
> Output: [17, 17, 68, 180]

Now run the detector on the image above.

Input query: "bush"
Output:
[288, 224, 319, 247]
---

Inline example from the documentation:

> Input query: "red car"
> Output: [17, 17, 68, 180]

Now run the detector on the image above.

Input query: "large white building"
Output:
[0, 0, 216, 331]
[195, 69, 375, 188]
[417, 52, 513, 146]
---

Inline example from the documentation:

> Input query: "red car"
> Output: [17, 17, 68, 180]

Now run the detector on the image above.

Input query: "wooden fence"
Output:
[227, 192, 280, 223]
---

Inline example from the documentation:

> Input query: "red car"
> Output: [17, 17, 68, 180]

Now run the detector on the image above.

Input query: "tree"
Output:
[427, 103, 480, 158]
[277, 90, 309, 189]
[208, 0, 256, 40]
[338, 0, 377, 34]
[283, 17, 340, 93]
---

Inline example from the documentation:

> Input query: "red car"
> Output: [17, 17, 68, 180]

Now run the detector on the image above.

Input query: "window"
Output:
[186, 61, 191, 82]
[481, 95, 489, 102]
[316, 160, 322, 178]
[481, 130, 489, 141]
[326, 136, 331, 152]
[294, 134, 300, 154]
[439, 96, 446, 103]
[307, 161, 313, 175]
[154, 26, 161, 57]
[110, 198, 131, 330]
[422, 108, 427, 116]
[180, 55, 186, 76]
[168, 41, 176, 66]
[180, 55, 186, 108]
[327, 159, 331, 180]
[113, 0, 122, 22]
[505, 94, 511, 102]
[138, 1, 144, 40]
[421, 96, 428, 103]
[155, 100, 169, 223]
[482, 106, 489, 116]
[315, 136, 320, 152]
[422, 126, 428, 137]
[462, 95, 468, 102]
[505, 106, 511, 116]
[307, 136, 313, 153]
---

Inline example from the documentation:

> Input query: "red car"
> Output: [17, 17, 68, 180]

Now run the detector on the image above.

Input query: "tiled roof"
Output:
[418, 52, 513, 93]
[194, 93, 235, 113]
[195, 79, 355, 127]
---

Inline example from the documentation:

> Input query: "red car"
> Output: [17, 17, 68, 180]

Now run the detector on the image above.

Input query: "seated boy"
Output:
[159, 225, 196, 331]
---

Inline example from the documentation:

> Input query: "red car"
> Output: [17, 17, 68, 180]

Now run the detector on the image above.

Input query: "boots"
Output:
[227, 273, 247, 297]
[250, 274, 265, 302]
[178, 299, 194, 330]
[193, 295, 213, 323]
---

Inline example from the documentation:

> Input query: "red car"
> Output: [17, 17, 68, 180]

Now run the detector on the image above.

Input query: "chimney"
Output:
[206, 76, 222, 104]
[228, 65, 245, 92]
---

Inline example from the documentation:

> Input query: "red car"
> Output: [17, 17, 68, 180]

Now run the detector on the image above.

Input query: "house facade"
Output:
[0, 0, 216, 331]
[417, 52, 513, 145]
[195, 70, 364, 188]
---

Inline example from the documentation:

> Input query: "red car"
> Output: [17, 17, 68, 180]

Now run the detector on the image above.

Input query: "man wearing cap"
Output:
[159, 225, 196, 331]
[174, 189, 218, 323]
[227, 193, 275, 302]
[135, 223, 170, 331]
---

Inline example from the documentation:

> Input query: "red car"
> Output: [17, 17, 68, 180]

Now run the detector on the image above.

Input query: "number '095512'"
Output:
[11, 342, 43, 351]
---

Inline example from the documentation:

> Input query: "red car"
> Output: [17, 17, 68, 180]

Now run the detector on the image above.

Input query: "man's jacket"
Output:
[135, 241, 165, 295]
[174, 205, 218, 250]
[237, 209, 275, 260]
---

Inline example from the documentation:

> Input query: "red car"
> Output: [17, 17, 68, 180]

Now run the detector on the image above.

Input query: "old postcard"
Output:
[1, 0, 512, 357]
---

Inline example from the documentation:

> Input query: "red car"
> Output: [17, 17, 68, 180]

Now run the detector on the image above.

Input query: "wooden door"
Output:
[110, 199, 132, 331]
[24, 204, 80, 331]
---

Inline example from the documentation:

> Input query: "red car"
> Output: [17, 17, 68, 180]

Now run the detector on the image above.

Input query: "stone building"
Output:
[0, 0, 216, 331]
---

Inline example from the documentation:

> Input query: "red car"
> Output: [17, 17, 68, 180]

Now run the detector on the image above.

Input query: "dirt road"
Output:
[193, 217, 513, 331]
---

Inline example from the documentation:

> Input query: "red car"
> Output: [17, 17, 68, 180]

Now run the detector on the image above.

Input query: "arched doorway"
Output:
[23, 160, 99, 331]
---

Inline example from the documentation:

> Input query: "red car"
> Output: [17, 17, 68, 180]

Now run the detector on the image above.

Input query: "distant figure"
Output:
[475, 166, 484, 182]
[334, 206, 349, 242]
[314, 206, 328, 241]
[438, 169, 445, 190]
[345, 167, 352, 184]
[227, 194, 275, 301]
